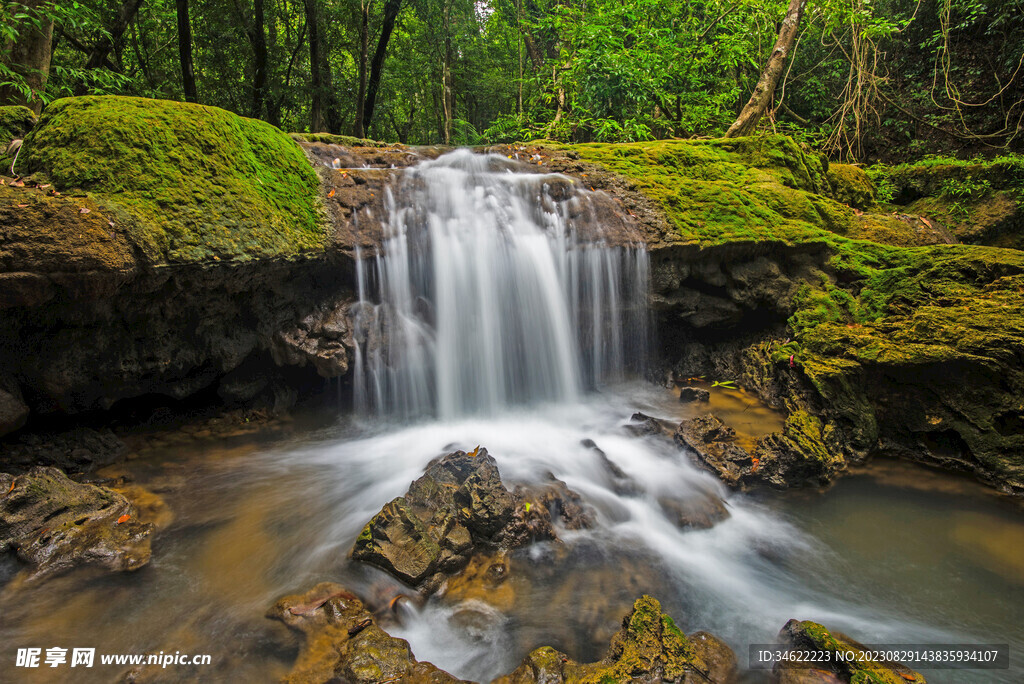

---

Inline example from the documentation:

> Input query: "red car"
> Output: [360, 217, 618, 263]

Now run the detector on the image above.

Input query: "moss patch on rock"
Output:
[20, 96, 325, 264]
[0, 105, 35, 144]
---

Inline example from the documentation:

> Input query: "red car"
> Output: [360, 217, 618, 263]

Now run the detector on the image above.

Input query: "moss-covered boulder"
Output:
[776, 620, 925, 684]
[19, 95, 325, 264]
[827, 163, 874, 210]
[0, 104, 35, 144]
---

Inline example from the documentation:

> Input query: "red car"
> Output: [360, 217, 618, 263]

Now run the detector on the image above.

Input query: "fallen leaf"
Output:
[38, 183, 50, 189]
[468, 445, 481, 457]
[79, 207, 91, 214]
[116, 514, 131, 524]
[11, 179, 24, 187]
[16, 203, 27, 208]
[327, 188, 336, 198]
[6, 480, 14, 494]
[920, 216, 932, 228]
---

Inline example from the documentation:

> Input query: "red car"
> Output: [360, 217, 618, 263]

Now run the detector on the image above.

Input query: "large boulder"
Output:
[351, 448, 515, 587]
[0, 466, 152, 581]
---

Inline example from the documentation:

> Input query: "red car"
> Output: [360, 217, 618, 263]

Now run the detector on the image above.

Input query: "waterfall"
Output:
[352, 149, 649, 419]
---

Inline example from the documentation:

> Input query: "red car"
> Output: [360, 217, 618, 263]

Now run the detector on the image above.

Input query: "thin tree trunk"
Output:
[724, 0, 805, 138]
[175, 0, 198, 102]
[0, 0, 54, 112]
[354, 0, 370, 137]
[441, 0, 453, 144]
[250, 0, 268, 118]
[304, 0, 325, 131]
[361, 0, 403, 134]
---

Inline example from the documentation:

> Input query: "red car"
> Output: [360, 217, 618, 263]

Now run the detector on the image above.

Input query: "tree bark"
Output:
[250, 0, 268, 118]
[361, 0, 403, 134]
[81, 0, 145, 72]
[724, 0, 805, 138]
[304, 0, 326, 131]
[354, 0, 370, 137]
[0, 0, 54, 112]
[175, 0, 198, 102]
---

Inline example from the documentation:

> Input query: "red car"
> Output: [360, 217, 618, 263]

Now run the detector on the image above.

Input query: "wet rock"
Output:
[269, 582, 468, 684]
[775, 619, 925, 684]
[581, 438, 642, 496]
[352, 448, 514, 587]
[507, 475, 595, 545]
[750, 411, 847, 489]
[689, 631, 739, 683]
[674, 414, 755, 488]
[0, 466, 152, 581]
[271, 300, 355, 378]
[679, 387, 710, 403]
[625, 411, 675, 438]
[658, 492, 730, 530]
[0, 427, 126, 474]
[0, 379, 28, 437]
[493, 595, 735, 684]
[437, 552, 515, 612]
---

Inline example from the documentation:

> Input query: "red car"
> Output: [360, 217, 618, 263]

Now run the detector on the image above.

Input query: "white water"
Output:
[351, 150, 648, 419]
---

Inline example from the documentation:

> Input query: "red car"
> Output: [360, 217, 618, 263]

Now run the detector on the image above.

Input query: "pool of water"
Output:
[1, 384, 1020, 682]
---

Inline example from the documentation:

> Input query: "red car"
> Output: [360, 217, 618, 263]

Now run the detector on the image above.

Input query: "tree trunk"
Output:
[361, 0, 403, 134]
[78, 0, 145, 81]
[724, 0, 805, 138]
[250, 0, 268, 118]
[441, 0, 453, 144]
[0, 0, 54, 112]
[354, 0, 370, 137]
[304, 0, 326, 131]
[175, 0, 198, 102]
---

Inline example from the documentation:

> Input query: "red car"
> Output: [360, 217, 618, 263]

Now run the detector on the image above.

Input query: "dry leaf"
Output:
[116, 514, 131, 524]
[328, 188, 336, 198]
[6, 480, 14, 494]
[920, 216, 932, 228]
[79, 207, 91, 214]
[16, 203, 27, 208]
[38, 183, 50, 189]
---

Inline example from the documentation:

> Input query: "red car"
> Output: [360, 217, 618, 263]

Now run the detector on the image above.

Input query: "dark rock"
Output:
[508, 475, 596, 544]
[776, 619, 925, 684]
[0, 466, 152, 581]
[1, 427, 126, 474]
[625, 411, 675, 438]
[658, 492, 730, 530]
[351, 448, 514, 588]
[271, 300, 355, 378]
[268, 582, 468, 684]
[581, 439, 643, 496]
[679, 387, 710, 403]
[0, 379, 28, 436]
[674, 414, 755, 488]
[689, 631, 739, 683]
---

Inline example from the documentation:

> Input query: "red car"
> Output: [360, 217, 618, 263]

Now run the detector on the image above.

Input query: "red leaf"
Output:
[116, 514, 131, 524]
[327, 189, 336, 198]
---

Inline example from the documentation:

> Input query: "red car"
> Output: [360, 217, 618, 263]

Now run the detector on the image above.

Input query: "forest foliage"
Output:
[1, 0, 1022, 160]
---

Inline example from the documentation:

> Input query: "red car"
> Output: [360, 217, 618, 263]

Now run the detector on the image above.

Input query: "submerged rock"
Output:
[658, 492, 730, 530]
[679, 387, 710, 403]
[0, 466, 152, 581]
[269, 582, 467, 684]
[775, 619, 925, 684]
[625, 411, 675, 438]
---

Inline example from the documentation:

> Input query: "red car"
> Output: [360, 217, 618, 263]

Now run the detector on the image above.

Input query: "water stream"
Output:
[1, 151, 1021, 682]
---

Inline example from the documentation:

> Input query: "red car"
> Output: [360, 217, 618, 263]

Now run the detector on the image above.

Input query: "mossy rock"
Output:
[777, 619, 925, 684]
[827, 163, 875, 210]
[289, 132, 392, 148]
[0, 104, 36, 144]
[20, 96, 326, 264]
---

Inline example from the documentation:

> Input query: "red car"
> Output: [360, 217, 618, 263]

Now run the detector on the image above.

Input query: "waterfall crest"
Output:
[352, 149, 649, 418]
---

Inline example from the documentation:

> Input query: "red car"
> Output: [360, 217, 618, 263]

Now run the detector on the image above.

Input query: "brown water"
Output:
[1, 386, 1021, 683]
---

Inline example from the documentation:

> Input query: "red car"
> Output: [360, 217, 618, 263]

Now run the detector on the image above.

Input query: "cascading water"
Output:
[351, 150, 649, 418]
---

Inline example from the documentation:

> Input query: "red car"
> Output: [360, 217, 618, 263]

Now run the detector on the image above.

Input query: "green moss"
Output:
[0, 105, 35, 144]
[827, 163, 875, 210]
[289, 132, 392, 147]
[785, 620, 924, 684]
[21, 96, 326, 264]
